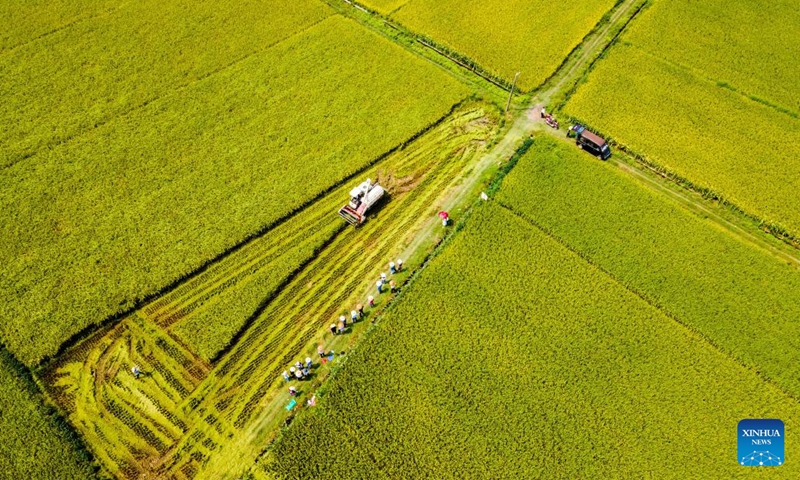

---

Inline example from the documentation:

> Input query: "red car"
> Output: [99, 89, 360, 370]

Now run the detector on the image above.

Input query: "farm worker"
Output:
[339, 314, 347, 326]
[376, 280, 383, 293]
[380, 272, 387, 284]
[390, 280, 397, 293]
[289, 366, 296, 377]
[289, 386, 297, 396]
[131, 365, 140, 379]
[302, 367, 310, 378]
[318, 345, 326, 357]
[305, 357, 313, 369]
[282, 370, 291, 382]
[356, 303, 364, 317]
[295, 360, 303, 370]
[330, 324, 337, 335]
[397, 259, 403, 271]
[438, 211, 449, 226]
[307, 395, 316, 407]
[389, 261, 397, 274]
[368, 295, 375, 307]
[337, 321, 346, 334]
[294, 369, 303, 380]
[480, 192, 489, 201]
[541, 106, 546, 118]
[351, 310, 358, 322]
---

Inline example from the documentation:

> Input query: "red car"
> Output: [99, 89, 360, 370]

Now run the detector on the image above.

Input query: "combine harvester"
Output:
[338, 178, 385, 226]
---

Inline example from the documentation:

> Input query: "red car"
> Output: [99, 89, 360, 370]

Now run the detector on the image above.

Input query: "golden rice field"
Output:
[3, 0, 799, 478]
[564, 0, 800, 236]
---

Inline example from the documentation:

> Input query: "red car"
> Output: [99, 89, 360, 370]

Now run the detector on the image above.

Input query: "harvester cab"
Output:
[338, 178, 385, 226]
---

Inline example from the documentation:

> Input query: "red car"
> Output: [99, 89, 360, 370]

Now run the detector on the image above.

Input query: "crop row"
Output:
[262, 203, 800, 479]
[164, 106, 498, 477]
[0, 14, 469, 367]
[168, 200, 344, 361]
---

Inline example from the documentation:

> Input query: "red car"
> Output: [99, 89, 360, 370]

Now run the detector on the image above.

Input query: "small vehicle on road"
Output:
[569, 124, 611, 160]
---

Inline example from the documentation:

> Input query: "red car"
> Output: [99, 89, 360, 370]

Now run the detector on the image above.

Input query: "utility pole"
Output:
[505, 72, 520, 114]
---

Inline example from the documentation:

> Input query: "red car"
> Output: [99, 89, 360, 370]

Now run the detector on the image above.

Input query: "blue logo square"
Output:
[738, 419, 784, 466]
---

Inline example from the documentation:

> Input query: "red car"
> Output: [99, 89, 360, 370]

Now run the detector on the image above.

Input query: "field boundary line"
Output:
[495, 201, 800, 406]
[40, 96, 473, 371]
[337, 0, 514, 91]
[0, 1, 130, 56]
[624, 43, 799, 120]
[553, 0, 649, 110]
[1, 12, 336, 172]
[558, 115, 800, 249]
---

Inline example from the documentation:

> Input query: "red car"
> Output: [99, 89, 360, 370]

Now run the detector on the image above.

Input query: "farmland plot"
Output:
[365, 0, 616, 91]
[625, 0, 800, 114]
[499, 137, 800, 399]
[564, 0, 800, 235]
[0, 0, 119, 52]
[0, 0, 333, 167]
[44, 105, 498, 480]
[0, 14, 469, 367]
[262, 204, 800, 478]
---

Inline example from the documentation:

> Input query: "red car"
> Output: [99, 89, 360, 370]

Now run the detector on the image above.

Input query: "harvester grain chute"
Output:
[338, 178, 385, 226]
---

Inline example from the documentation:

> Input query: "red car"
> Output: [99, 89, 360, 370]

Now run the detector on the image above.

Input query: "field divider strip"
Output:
[553, 0, 649, 110]
[494, 200, 800, 405]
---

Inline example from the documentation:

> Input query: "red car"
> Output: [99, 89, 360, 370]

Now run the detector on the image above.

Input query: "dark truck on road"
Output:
[569, 124, 611, 160]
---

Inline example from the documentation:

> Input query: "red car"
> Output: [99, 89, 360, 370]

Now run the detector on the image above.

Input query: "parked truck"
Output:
[569, 124, 611, 160]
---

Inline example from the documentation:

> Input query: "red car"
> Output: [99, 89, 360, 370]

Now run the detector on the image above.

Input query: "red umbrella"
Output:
[438, 211, 449, 220]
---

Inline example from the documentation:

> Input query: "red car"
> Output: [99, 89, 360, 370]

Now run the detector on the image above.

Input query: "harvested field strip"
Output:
[1, 13, 469, 367]
[164, 107, 497, 477]
[43, 106, 497, 479]
[44, 317, 209, 479]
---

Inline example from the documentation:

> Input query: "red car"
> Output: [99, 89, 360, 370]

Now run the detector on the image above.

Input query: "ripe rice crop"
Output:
[498, 136, 800, 399]
[262, 204, 800, 478]
[625, 0, 800, 114]
[564, 43, 800, 236]
[0, 0, 117, 52]
[0, 0, 333, 167]
[0, 348, 96, 479]
[370, 0, 616, 91]
[0, 14, 469, 366]
[563, 0, 800, 236]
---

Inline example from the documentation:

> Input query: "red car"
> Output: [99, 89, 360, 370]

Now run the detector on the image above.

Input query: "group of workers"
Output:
[376, 258, 403, 294]
[281, 258, 406, 406]
[282, 356, 314, 383]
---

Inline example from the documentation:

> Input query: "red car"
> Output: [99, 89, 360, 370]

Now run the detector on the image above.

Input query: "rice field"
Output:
[262, 203, 800, 478]
[0, 14, 468, 367]
[363, 0, 617, 91]
[564, 0, 800, 236]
